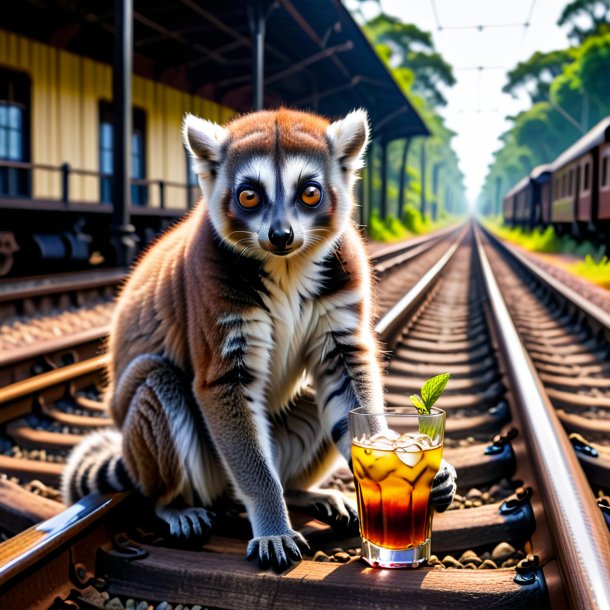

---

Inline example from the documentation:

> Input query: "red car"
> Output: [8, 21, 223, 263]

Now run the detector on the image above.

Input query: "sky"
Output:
[351, 0, 572, 208]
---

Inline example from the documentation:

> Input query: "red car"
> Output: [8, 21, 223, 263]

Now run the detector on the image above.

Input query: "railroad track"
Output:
[0, 269, 127, 387]
[480, 226, 610, 522]
[1, 222, 609, 609]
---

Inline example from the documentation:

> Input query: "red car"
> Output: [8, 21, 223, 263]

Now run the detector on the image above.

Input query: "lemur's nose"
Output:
[268, 222, 294, 250]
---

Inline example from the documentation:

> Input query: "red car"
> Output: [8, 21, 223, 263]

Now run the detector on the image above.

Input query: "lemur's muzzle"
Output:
[268, 220, 294, 253]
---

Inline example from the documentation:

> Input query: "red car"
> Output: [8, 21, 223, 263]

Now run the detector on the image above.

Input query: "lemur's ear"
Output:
[183, 113, 228, 165]
[326, 109, 370, 171]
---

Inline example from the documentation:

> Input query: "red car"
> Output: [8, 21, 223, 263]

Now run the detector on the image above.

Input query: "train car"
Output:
[550, 116, 610, 238]
[503, 175, 529, 227]
[503, 117, 610, 244]
[597, 130, 610, 233]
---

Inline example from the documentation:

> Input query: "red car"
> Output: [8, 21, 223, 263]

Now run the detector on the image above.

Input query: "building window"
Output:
[99, 102, 147, 205]
[0, 68, 30, 198]
[583, 162, 590, 192]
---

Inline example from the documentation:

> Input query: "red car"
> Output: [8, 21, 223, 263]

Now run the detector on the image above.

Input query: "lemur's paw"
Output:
[286, 488, 359, 535]
[430, 459, 457, 513]
[246, 530, 309, 573]
[156, 505, 215, 539]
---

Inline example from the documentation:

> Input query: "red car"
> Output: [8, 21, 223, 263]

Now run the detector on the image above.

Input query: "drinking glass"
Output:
[349, 406, 446, 568]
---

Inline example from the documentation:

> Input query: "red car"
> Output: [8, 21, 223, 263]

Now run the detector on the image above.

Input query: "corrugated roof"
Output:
[2, 0, 429, 140]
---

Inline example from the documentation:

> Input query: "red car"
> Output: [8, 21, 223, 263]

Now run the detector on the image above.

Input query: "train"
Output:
[503, 116, 610, 243]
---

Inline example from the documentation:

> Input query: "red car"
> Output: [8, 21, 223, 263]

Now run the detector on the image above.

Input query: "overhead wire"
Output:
[518, 0, 537, 56]
[429, 0, 544, 114]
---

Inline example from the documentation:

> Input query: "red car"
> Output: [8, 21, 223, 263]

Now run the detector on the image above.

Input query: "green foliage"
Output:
[409, 373, 451, 415]
[572, 255, 610, 288]
[479, 14, 610, 215]
[503, 50, 572, 103]
[366, 206, 455, 243]
[558, 0, 610, 43]
[364, 13, 455, 107]
[368, 211, 409, 242]
[347, 7, 468, 221]
[579, 33, 610, 112]
[486, 222, 605, 260]
[368, 210, 392, 241]
[401, 204, 423, 233]
[486, 221, 610, 289]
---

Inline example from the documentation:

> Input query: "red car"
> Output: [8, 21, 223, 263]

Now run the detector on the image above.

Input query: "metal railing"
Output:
[0, 159, 198, 210]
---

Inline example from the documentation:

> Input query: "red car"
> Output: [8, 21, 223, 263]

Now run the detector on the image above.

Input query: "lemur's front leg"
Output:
[310, 319, 457, 514]
[194, 363, 307, 572]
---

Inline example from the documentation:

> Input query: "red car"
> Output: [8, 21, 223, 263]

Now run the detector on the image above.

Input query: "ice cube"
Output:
[395, 448, 423, 468]
[352, 431, 400, 450]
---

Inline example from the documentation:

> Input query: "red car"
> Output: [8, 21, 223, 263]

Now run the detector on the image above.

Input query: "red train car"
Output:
[598, 140, 610, 223]
[503, 165, 551, 230]
[550, 117, 610, 237]
[503, 176, 529, 227]
[503, 117, 610, 245]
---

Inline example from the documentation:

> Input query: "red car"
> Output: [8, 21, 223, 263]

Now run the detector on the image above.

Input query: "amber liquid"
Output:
[352, 442, 443, 550]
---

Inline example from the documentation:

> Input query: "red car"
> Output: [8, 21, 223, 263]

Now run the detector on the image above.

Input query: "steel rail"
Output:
[0, 269, 127, 303]
[481, 224, 610, 331]
[0, 355, 108, 408]
[376, 226, 466, 347]
[370, 223, 461, 265]
[0, 493, 127, 586]
[0, 325, 110, 370]
[474, 226, 610, 610]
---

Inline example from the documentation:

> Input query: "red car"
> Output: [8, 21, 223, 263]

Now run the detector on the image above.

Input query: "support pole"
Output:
[495, 176, 502, 217]
[432, 162, 444, 222]
[111, 0, 137, 267]
[397, 138, 411, 221]
[248, 1, 267, 110]
[420, 139, 427, 218]
[380, 140, 388, 219]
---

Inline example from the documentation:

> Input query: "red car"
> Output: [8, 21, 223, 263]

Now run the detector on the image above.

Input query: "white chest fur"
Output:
[259, 259, 322, 412]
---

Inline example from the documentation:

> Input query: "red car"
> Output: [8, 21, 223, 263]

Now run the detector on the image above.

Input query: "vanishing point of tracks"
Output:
[0, 223, 609, 609]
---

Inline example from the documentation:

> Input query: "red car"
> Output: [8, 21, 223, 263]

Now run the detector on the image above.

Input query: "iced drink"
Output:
[349, 407, 445, 568]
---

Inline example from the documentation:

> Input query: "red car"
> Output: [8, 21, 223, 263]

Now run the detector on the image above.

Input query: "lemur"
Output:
[62, 108, 456, 571]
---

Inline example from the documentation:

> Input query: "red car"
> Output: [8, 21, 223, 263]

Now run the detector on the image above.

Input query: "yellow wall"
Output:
[0, 29, 236, 208]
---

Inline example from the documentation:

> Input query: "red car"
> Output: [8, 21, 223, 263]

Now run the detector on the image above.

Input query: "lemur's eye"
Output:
[300, 184, 322, 207]
[238, 188, 261, 209]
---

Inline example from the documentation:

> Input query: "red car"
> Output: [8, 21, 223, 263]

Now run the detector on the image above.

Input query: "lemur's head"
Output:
[183, 107, 369, 260]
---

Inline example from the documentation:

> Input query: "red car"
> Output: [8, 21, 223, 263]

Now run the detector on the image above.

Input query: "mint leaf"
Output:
[421, 373, 451, 409]
[409, 394, 428, 414]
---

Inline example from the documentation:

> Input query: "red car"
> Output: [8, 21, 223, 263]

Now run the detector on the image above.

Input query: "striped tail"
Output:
[61, 429, 133, 504]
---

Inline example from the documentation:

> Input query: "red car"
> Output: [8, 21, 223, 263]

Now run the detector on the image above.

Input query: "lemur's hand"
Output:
[285, 488, 359, 536]
[430, 459, 457, 512]
[246, 530, 310, 573]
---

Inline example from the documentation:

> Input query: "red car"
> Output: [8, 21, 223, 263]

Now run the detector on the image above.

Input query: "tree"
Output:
[345, 9, 467, 225]
[480, 16, 610, 216]
[364, 14, 455, 107]
[577, 33, 610, 122]
[558, 0, 610, 43]
[503, 50, 572, 103]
